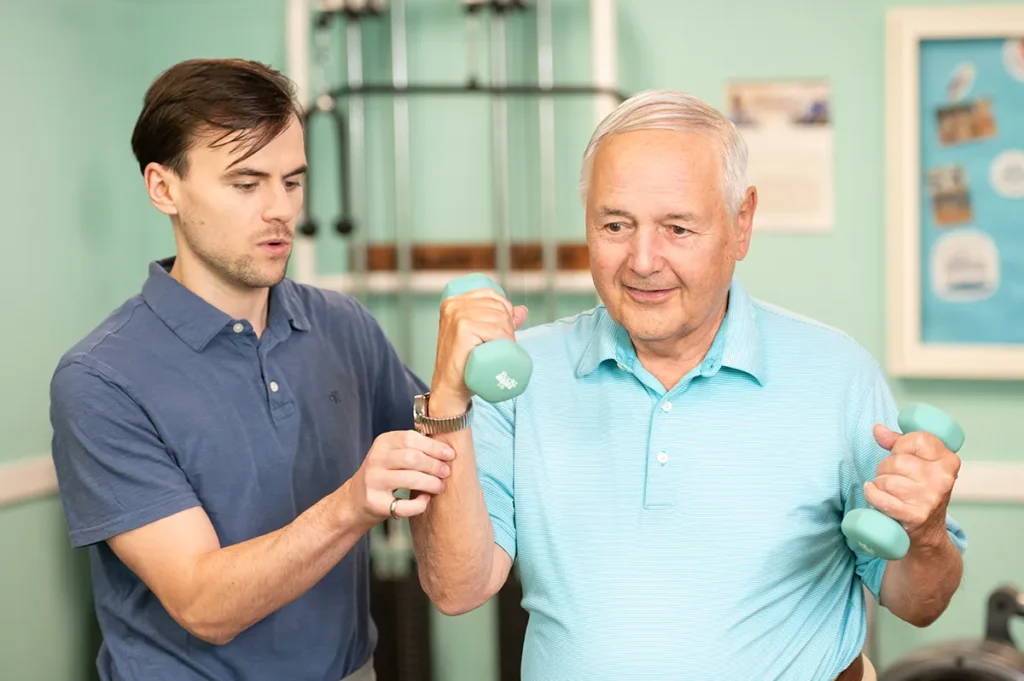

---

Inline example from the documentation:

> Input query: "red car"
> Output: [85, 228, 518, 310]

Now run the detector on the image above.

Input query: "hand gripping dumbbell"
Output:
[441, 273, 532, 403]
[840, 403, 965, 560]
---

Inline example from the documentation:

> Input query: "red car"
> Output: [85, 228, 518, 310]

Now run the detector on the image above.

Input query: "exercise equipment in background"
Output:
[841, 403, 965, 561]
[369, 518, 433, 681]
[442, 273, 533, 402]
[292, 0, 626, 320]
[879, 585, 1024, 681]
[497, 561, 529, 681]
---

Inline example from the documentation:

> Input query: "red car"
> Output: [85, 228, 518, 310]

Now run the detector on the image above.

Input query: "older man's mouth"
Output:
[624, 285, 675, 303]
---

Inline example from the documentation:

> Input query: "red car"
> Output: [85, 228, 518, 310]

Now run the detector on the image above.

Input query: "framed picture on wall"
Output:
[886, 6, 1024, 379]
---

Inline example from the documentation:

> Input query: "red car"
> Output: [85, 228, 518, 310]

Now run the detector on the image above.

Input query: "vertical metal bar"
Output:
[391, 0, 413, 362]
[537, 0, 557, 322]
[490, 6, 512, 294]
[287, 0, 317, 285]
[590, 0, 618, 124]
[465, 4, 482, 87]
[346, 18, 368, 300]
[589, 0, 617, 308]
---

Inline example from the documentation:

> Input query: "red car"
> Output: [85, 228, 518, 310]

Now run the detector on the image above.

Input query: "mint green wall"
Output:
[4, 0, 1024, 679]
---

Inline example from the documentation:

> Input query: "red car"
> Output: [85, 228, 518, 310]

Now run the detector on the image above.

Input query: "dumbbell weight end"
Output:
[840, 402, 964, 561]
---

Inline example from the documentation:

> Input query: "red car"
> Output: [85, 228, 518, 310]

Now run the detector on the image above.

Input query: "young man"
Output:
[49, 58, 450, 681]
[410, 90, 968, 680]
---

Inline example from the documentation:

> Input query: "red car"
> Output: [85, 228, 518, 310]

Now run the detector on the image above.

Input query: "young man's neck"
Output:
[169, 256, 271, 337]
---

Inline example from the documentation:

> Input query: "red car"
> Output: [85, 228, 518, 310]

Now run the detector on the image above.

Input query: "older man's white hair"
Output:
[578, 89, 749, 215]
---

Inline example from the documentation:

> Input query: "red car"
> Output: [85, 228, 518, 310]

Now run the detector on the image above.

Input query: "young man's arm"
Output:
[409, 287, 527, 615]
[50, 361, 453, 645]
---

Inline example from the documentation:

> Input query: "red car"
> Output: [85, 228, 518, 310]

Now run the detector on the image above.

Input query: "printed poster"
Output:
[919, 38, 1024, 344]
[725, 79, 833, 232]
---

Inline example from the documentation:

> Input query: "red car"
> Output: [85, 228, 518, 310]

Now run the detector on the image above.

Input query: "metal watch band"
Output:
[413, 393, 472, 435]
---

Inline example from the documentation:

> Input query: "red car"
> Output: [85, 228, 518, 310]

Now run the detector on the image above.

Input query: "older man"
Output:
[408, 90, 967, 680]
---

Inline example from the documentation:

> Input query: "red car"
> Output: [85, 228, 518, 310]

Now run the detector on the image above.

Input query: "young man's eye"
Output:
[234, 183, 257, 192]
[285, 180, 302, 190]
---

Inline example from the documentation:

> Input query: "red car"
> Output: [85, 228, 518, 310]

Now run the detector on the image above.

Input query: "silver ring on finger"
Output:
[389, 497, 400, 520]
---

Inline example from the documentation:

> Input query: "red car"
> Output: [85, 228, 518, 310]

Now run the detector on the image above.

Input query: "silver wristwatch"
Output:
[413, 392, 472, 435]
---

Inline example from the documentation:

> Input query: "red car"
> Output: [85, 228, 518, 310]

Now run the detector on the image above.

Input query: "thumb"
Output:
[873, 423, 900, 452]
[512, 305, 529, 330]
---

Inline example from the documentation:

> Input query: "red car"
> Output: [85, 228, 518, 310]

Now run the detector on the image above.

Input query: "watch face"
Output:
[413, 393, 429, 421]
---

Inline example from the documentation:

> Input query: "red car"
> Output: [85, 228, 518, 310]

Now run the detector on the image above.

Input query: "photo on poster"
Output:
[936, 98, 997, 146]
[946, 62, 975, 102]
[930, 228, 1000, 302]
[927, 165, 973, 226]
[724, 79, 832, 232]
[990, 149, 1024, 198]
[1004, 38, 1024, 81]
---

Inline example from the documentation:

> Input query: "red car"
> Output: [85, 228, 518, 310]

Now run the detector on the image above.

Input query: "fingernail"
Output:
[446, 448, 456, 458]
[441, 464, 451, 476]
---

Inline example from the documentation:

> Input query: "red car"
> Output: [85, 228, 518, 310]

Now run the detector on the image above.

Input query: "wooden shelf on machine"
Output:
[316, 242, 598, 295]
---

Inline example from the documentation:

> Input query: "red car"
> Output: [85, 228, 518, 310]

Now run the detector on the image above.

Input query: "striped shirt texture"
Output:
[471, 276, 968, 680]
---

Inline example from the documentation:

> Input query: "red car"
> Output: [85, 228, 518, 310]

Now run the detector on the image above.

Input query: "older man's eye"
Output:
[670, 225, 691, 237]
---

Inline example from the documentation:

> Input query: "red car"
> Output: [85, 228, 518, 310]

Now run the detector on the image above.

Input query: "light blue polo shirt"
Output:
[472, 277, 967, 680]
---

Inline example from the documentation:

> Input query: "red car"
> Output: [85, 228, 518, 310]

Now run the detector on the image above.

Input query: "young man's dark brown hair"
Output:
[131, 58, 301, 177]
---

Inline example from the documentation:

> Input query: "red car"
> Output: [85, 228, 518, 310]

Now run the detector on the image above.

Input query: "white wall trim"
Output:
[0, 454, 1022, 509]
[0, 455, 58, 508]
[951, 461, 1024, 504]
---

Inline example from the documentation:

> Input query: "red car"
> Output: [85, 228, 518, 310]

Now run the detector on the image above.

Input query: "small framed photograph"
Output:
[886, 6, 1024, 379]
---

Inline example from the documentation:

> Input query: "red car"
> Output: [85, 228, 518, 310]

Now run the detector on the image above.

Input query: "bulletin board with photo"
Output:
[886, 6, 1024, 379]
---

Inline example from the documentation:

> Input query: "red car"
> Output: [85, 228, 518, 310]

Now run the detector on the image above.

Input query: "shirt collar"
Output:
[575, 276, 765, 384]
[141, 257, 310, 352]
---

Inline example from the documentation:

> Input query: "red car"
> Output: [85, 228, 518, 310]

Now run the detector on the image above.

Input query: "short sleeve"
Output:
[49, 361, 201, 548]
[471, 396, 517, 562]
[839, 357, 968, 600]
[357, 307, 428, 435]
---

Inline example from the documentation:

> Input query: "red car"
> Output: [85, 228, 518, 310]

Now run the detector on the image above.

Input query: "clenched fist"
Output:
[344, 430, 455, 529]
[429, 286, 528, 414]
[864, 424, 961, 545]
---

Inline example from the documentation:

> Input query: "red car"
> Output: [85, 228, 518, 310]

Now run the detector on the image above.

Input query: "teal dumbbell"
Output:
[841, 403, 965, 560]
[441, 273, 533, 403]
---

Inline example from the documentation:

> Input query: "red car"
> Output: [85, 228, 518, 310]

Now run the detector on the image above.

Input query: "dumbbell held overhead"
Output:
[840, 402, 965, 561]
[441, 273, 533, 403]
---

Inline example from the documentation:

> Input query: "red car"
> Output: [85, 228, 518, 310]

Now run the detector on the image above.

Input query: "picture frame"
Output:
[886, 5, 1024, 379]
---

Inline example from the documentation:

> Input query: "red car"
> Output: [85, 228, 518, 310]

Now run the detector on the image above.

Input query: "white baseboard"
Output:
[0, 454, 1022, 508]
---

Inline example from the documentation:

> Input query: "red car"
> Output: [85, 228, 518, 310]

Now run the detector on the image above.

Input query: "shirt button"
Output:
[657, 451, 669, 464]
[270, 381, 279, 393]
[232, 322, 244, 333]
[661, 401, 673, 413]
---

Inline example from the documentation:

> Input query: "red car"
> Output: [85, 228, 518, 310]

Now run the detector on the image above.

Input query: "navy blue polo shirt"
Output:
[49, 257, 426, 681]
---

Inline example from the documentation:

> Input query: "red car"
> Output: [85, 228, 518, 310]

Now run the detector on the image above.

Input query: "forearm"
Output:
[182, 485, 368, 643]
[879, 523, 963, 627]
[410, 394, 498, 614]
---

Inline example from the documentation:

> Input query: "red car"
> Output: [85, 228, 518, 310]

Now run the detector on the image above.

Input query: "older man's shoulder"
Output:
[514, 305, 608, 352]
[751, 298, 879, 368]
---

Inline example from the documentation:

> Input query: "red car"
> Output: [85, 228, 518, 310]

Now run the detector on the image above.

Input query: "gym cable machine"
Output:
[297, 0, 627, 339]
[290, 2, 625, 680]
